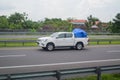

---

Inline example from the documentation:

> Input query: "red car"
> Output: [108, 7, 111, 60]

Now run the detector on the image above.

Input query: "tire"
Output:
[75, 42, 83, 50]
[46, 43, 54, 51]
[42, 47, 46, 50]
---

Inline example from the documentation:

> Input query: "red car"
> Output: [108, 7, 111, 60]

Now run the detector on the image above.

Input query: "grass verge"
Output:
[65, 74, 120, 80]
[89, 41, 120, 45]
[0, 41, 120, 47]
[0, 42, 37, 47]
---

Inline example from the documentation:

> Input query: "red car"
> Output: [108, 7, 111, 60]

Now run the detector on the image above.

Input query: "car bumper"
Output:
[37, 41, 47, 47]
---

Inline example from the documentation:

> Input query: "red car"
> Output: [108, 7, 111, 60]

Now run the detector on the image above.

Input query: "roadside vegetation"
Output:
[0, 12, 120, 33]
[66, 74, 120, 80]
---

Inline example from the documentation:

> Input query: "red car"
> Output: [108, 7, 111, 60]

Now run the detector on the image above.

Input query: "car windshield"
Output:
[50, 32, 58, 38]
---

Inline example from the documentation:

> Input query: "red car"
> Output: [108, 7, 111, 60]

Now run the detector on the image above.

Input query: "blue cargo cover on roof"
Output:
[72, 28, 87, 38]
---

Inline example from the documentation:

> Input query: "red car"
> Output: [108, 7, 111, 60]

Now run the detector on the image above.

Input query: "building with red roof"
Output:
[69, 19, 87, 30]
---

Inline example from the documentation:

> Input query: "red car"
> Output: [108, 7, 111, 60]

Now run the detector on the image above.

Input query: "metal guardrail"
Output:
[0, 32, 54, 35]
[0, 65, 120, 80]
[0, 39, 120, 47]
[0, 40, 36, 47]
[90, 39, 120, 45]
[0, 32, 120, 35]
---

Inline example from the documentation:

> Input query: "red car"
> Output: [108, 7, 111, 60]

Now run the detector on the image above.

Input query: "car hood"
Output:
[38, 37, 51, 40]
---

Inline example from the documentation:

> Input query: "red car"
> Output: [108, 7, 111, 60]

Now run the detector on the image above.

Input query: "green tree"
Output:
[0, 16, 9, 29]
[42, 18, 71, 31]
[107, 21, 113, 32]
[86, 15, 99, 30]
[110, 13, 120, 33]
[8, 12, 28, 29]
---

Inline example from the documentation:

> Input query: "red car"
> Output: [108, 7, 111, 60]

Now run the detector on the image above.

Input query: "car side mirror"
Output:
[56, 37, 59, 39]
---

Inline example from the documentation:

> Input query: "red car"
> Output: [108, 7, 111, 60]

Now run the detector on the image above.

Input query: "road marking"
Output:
[0, 54, 26, 58]
[0, 58, 120, 69]
[107, 50, 120, 53]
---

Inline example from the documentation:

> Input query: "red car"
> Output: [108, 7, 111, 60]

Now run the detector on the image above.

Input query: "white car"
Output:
[37, 32, 89, 51]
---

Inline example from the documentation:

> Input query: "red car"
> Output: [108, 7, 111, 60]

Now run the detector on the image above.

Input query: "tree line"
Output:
[0, 12, 120, 33]
[0, 12, 71, 32]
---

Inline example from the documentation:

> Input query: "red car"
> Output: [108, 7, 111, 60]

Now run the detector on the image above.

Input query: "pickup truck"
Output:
[37, 32, 89, 51]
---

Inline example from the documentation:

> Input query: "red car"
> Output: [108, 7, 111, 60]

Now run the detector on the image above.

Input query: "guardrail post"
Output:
[7, 74, 11, 80]
[96, 67, 101, 80]
[22, 42, 24, 46]
[97, 40, 99, 45]
[5, 41, 7, 47]
[109, 40, 111, 44]
[55, 71, 61, 80]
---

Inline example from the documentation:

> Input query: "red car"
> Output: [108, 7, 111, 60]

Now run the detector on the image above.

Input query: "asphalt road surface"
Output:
[0, 45, 120, 78]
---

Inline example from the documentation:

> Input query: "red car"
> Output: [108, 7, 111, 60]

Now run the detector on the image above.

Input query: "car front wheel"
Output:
[46, 43, 54, 51]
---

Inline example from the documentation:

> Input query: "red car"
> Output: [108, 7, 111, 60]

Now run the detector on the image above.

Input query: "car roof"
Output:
[57, 32, 72, 34]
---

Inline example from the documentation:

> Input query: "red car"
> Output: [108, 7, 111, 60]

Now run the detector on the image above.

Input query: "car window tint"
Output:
[66, 33, 73, 38]
[58, 34, 65, 38]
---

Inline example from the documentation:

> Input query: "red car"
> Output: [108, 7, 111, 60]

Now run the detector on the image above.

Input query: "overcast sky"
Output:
[0, 0, 120, 22]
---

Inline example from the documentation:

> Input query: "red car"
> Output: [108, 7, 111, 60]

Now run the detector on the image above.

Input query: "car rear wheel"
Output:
[76, 42, 83, 50]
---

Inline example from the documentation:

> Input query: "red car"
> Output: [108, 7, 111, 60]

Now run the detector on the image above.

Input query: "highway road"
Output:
[0, 45, 120, 75]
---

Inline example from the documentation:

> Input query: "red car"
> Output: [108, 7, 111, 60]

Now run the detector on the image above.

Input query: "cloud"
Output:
[0, 1, 15, 11]
[87, 0, 114, 8]
[0, 0, 120, 22]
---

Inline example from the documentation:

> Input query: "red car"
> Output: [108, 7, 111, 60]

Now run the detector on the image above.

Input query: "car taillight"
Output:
[88, 38, 90, 42]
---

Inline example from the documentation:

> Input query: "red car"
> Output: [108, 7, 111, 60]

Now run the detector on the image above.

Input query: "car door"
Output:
[64, 33, 74, 46]
[55, 33, 66, 46]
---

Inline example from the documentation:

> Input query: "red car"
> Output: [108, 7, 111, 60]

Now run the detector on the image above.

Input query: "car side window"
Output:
[58, 34, 65, 38]
[66, 33, 73, 38]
